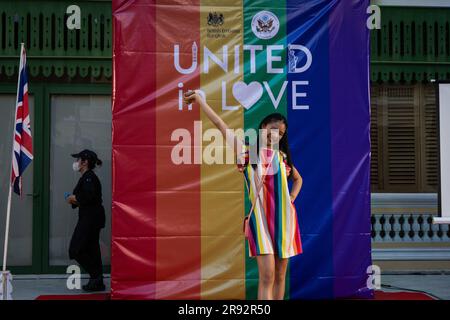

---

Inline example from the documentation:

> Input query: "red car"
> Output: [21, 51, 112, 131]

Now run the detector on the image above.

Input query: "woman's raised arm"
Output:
[184, 90, 244, 155]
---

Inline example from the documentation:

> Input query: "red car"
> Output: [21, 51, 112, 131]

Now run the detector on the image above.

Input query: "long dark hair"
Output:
[251, 113, 293, 177]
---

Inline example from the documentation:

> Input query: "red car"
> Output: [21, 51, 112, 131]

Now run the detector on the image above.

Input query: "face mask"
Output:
[72, 161, 80, 172]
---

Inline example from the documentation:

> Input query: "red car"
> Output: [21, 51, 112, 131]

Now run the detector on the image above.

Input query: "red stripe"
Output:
[111, 0, 157, 300]
[22, 91, 30, 119]
[21, 135, 33, 152]
[15, 134, 21, 145]
[266, 171, 275, 241]
[292, 205, 303, 254]
[17, 90, 33, 154]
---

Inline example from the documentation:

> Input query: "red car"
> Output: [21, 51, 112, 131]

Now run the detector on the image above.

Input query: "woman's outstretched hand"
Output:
[183, 89, 243, 156]
[184, 90, 202, 105]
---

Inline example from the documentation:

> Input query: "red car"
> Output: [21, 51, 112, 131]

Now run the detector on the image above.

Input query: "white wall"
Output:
[439, 83, 450, 220]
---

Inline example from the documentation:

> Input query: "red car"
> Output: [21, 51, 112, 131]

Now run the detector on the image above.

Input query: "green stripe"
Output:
[276, 155, 283, 255]
[244, 0, 288, 300]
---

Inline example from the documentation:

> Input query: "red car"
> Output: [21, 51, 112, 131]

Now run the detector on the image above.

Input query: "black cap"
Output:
[71, 149, 98, 161]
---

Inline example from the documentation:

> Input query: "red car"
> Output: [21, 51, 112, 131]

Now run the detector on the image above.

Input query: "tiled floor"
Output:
[5, 274, 450, 300]
[6, 274, 111, 300]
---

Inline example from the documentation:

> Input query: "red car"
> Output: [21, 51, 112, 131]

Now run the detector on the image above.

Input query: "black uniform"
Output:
[69, 169, 105, 280]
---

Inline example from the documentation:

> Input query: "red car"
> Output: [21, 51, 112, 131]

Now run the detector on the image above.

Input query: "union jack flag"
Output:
[11, 44, 33, 196]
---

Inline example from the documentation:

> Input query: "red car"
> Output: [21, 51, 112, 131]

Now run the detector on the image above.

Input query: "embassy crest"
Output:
[207, 12, 224, 27]
[251, 10, 280, 40]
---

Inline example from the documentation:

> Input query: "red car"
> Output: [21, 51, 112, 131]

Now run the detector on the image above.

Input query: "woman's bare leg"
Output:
[273, 256, 289, 300]
[256, 255, 275, 300]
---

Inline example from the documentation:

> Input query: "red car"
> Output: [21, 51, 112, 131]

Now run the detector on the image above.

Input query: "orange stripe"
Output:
[155, 0, 201, 299]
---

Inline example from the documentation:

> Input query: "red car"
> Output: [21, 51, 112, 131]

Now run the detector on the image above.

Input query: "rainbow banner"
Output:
[112, 0, 372, 299]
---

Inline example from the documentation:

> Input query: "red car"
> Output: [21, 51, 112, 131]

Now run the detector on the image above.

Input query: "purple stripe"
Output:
[329, 0, 373, 298]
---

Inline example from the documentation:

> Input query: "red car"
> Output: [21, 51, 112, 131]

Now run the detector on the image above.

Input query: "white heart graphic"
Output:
[232, 81, 263, 110]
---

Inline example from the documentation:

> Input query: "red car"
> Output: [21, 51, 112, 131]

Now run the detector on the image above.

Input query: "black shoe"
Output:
[82, 277, 105, 292]
[81, 279, 94, 291]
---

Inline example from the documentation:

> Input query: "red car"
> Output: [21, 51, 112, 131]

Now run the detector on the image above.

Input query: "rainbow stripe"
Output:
[112, 0, 372, 299]
[244, 149, 303, 259]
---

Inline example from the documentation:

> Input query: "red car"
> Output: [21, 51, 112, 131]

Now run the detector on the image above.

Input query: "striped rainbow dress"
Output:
[240, 146, 303, 259]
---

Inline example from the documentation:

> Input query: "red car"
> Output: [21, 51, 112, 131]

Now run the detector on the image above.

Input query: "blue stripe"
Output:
[19, 154, 32, 174]
[287, 0, 334, 299]
[15, 122, 23, 133]
[329, 0, 372, 298]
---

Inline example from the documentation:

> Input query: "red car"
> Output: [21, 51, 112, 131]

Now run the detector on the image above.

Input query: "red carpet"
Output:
[374, 290, 435, 300]
[35, 291, 436, 300]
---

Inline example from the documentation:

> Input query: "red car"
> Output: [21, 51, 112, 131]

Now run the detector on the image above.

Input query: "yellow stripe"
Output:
[280, 153, 287, 256]
[200, 0, 245, 299]
[249, 166, 266, 254]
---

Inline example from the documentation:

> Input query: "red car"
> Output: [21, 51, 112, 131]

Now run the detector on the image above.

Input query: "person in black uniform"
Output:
[66, 149, 106, 292]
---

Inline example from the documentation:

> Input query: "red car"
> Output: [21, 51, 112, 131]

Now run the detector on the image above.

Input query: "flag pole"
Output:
[2, 185, 13, 299]
[2, 185, 13, 273]
[2, 43, 24, 300]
